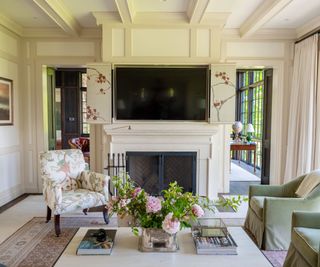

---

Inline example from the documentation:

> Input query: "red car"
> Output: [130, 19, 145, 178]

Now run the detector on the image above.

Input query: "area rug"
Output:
[0, 216, 116, 267]
[0, 216, 283, 267]
[261, 250, 287, 267]
[243, 226, 287, 267]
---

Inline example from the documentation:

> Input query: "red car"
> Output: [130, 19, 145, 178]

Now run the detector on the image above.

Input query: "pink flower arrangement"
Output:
[132, 187, 142, 198]
[192, 204, 205, 217]
[120, 198, 130, 208]
[162, 212, 181, 234]
[107, 176, 213, 236]
[146, 196, 162, 213]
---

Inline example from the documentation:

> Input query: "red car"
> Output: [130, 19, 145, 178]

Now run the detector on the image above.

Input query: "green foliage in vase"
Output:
[107, 174, 246, 236]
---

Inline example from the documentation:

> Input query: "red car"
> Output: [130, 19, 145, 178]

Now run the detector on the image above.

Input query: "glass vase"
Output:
[138, 228, 178, 252]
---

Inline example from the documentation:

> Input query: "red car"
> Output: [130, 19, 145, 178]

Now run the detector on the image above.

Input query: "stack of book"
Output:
[77, 229, 117, 255]
[191, 218, 238, 255]
[193, 233, 238, 255]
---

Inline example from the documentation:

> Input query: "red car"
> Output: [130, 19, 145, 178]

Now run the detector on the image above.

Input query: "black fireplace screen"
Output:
[126, 152, 196, 195]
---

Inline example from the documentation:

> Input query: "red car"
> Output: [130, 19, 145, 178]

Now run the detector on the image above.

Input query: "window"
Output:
[80, 73, 89, 135]
[237, 70, 264, 169]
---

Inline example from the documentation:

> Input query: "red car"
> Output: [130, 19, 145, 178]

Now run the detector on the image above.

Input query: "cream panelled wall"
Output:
[0, 26, 23, 206]
[25, 38, 101, 193]
[98, 23, 293, 190]
[0, 20, 294, 203]
[102, 25, 222, 62]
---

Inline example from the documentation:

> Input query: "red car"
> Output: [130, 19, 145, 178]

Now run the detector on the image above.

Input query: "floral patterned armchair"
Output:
[40, 149, 109, 236]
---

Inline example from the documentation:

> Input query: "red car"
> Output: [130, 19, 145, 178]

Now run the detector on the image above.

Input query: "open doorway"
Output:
[46, 67, 90, 162]
[229, 69, 273, 195]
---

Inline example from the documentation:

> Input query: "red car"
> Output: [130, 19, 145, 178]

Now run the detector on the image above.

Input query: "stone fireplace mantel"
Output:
[103, 122, 231, 199]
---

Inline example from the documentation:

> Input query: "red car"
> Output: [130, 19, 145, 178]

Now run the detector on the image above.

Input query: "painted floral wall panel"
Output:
[86, 63, 112, 124]
[210, 64, 236, 123]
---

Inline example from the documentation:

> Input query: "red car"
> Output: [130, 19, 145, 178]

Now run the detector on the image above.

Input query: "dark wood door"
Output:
[56, 70, 81, 149]
[47, 68, 56, 150]
[261, 69, 273, 184]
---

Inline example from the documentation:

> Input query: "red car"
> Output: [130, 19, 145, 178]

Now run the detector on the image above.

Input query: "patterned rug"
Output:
[0, 216, 116, 267]
[261, 250, 287, 267]
[0, 216, 285, 267]
[243, 226, 287, 267]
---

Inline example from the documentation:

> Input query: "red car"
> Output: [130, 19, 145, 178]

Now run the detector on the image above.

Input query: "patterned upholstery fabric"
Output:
[56, 189, 106, 214]
[61, 177, 79, 191]
[40, 149, 109, 215]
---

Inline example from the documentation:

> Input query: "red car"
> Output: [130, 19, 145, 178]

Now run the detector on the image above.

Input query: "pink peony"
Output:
[120, 198, 130, 208]
[192, 204, 204, 217]
[146, 196, 162, 213]
[132, 187, 142, 198]
[162, 212, 180, 234]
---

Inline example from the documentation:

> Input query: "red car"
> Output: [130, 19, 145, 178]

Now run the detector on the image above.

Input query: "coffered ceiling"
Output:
[0, 0, 319, 38]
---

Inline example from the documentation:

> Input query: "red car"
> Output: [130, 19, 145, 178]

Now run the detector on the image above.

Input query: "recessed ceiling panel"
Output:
[62, 0, 118, 27]
[207, 0, 264, 28]
[263, 0, 320, 28]
[0, 0, 57, 27]
[133, 0, 189, 12]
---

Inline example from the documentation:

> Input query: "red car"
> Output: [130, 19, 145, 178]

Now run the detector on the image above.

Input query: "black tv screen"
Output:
[114, 66, 209, 120]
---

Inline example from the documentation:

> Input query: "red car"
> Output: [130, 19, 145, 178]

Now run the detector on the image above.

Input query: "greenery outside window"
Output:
[237, 70, 264, 169]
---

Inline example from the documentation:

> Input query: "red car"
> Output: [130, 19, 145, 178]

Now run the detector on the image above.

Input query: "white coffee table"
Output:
[55, 227, 272, 267]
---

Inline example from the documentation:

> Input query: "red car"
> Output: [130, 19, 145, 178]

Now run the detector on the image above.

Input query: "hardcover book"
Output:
[193, 233, 238, 255]
[77, 229, 117, 255]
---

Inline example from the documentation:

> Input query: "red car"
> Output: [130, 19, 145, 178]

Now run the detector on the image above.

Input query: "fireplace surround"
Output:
[103, 123, 231, 199]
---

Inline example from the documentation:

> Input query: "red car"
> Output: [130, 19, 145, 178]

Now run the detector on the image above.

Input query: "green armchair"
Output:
[283, 212, 320, 267]
[244, 174, 320, 250]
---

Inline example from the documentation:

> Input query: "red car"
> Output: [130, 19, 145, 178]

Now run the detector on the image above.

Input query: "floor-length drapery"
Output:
[284, 34, 319, 182]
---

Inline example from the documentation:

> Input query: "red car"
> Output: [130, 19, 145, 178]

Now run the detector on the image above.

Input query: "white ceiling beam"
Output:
[0, 14, 23, 36]
[114, 0, 135, 24]
[296, 15, 320, 39]
[240, 0, 293, 38]
[33, 0, 81, 37]
[187, 0, 210, 24]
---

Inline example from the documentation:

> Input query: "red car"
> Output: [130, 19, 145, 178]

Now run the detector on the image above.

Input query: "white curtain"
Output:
[284, 34, 320, 182]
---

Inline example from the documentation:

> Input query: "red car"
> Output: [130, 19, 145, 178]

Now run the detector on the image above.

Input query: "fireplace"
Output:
[126, 152, 196, 195]
[103, 122, 230, 199]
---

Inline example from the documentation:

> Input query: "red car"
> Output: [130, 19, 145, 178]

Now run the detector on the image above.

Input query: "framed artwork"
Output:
[0, 77, 13, 125]
[210, 64, 236, 123]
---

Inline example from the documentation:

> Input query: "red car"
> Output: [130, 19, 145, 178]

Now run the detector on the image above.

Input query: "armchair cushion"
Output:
[296, 169, 320, 198]
[250, 196, 265, 220]
[292, 227, 320, 267]
[61, 177, 79, 191]
[55, 189, 105, 215]
[78, 171, 109, 200]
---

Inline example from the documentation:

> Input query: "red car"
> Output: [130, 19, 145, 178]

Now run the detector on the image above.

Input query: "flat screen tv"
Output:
[114, 66, 209, 121]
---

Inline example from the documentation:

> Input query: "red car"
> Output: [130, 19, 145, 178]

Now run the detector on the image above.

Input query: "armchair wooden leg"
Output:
[102, 208, 109, 224]
[46, 206, 52, 223]
[54, 215, 61, 237]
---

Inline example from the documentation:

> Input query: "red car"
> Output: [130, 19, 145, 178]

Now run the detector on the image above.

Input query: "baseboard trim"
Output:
[0, 185, 24, 207]
[0, 193, 42, 214]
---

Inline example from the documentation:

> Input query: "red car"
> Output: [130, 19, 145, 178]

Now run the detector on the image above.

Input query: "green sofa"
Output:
[244, 174, 320, 250]
[283, 212, 320, 267]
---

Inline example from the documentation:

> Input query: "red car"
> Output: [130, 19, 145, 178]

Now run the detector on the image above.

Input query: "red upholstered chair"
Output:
[68, 137, 90, 163]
